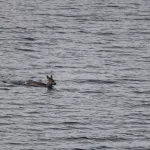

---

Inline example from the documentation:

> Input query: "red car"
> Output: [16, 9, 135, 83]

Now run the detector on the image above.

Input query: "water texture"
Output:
[0, 0, 150, 149]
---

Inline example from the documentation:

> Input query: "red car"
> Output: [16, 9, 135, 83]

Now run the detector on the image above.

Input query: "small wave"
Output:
[0, 122, 15, 125]
[15, 26, 27, 30]
[89, 146, 111, 150]
[0, 87, 10, 90]
[100, 19, 121, 22]
[133, 90, 150, 94]
[76, 79, 117, 84]
[95, 32, 115, 36]
[0, 115, 12, 119]
[63, 121, 84, 125]
[7, 102, 23, 106]
[122, 78, 149, 83]
[44, 25, 64, 29]
[66, 136, 89, 141]
[26, 111, 39, 114]
[129, 31, 150, 35]
[73, 148, 86, 150]
[73, 146, 111, 150]
[4, 142, 24, 146]
[133, 18, 150, 21]
[30, 102, 48, 105]
[23, 37, 36, 41]
[80, 90, 103, 94]
[65, 135, 127, 142]
[16, 48, 35, 52]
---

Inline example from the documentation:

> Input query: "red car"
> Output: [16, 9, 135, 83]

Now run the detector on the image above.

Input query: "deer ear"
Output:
[47, 75, 50, 79]
[50, 75, 53, 79]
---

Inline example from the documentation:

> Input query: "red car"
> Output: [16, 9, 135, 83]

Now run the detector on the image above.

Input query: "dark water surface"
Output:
[0, 0, 150, 149]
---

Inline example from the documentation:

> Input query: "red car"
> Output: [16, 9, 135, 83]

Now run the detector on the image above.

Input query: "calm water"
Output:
[0, 0, 150, 149]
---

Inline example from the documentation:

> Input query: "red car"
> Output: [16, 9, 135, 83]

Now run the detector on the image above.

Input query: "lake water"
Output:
[0, 0, 150, 149]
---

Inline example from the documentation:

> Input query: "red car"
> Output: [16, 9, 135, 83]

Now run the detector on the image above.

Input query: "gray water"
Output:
[0, 0, 150, 150]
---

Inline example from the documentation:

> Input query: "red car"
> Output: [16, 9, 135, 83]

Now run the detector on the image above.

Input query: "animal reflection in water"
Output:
[4, 75, 56, 89]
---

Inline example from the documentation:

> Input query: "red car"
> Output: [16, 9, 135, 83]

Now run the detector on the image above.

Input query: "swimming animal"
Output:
[25, 75, 56, 89]
[3, 75, 56, 89]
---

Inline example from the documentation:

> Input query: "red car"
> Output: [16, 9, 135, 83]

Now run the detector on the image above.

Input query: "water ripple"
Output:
[0, 0, 150, 149]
